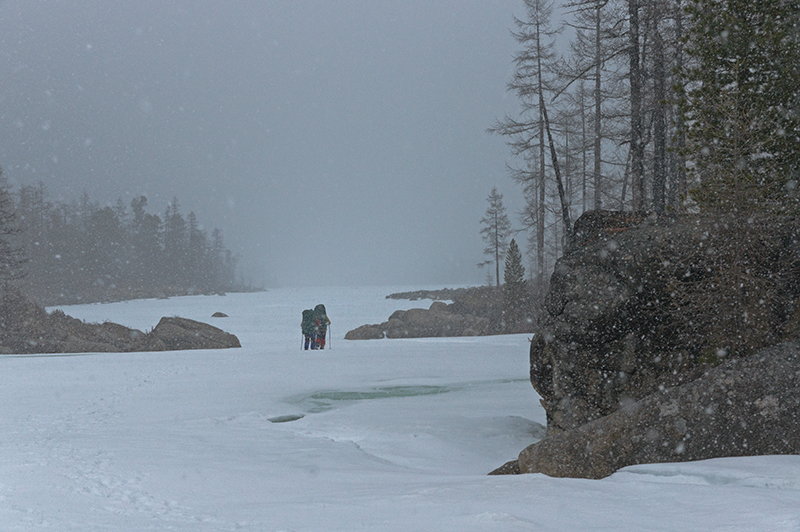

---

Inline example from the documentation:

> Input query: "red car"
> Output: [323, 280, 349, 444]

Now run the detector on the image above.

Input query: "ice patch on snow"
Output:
[612, 456, 800, 490]
[286, 379, 529, 414]
[288, 385, 455, 413]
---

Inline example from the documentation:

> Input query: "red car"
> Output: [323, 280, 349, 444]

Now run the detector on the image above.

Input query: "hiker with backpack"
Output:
[313, 304, 331, 350]
[301, 308, 317, 350]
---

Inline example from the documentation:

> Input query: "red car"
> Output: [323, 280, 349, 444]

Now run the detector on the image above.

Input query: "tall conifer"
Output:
[0, 168, 25, 281]
[503, 238, 529, 328]
[679, 0, 800, 211]
[479, 188, 513, 287]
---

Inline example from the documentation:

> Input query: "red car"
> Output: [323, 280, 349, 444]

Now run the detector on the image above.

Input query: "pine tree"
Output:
[0, 167, 25, 281]
[679, 0, 800, 211]
[503, 238, 529, 329]
[479, 188, 513, 287]
[163, 197, 188, 286]
[5, 183, 240, 303]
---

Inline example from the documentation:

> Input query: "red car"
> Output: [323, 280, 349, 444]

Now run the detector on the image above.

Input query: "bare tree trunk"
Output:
[652, 23, 667, 214]
[495, 211, 501, 287]
[540, 96, 573, 245]
[581, 81, 588, 213]
[620, 148, 631, 209]
[538, 131, 546, 289]
[593, 2, 603, 210]
[629, 0, 645, 211]
[565, 119, 573, 207]
[674, 0, 687, 206]
[537, 14, 547, 292]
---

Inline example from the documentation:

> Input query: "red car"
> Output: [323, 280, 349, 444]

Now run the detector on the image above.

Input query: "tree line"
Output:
[1, 169, 241, 305]
[490, 0, 800, 293]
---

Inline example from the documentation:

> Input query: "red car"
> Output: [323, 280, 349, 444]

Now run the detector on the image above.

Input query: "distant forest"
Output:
[10, 182, 244, 306]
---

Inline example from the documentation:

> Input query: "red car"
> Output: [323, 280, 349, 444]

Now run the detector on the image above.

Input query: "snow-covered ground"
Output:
[1, 286, 799, 531]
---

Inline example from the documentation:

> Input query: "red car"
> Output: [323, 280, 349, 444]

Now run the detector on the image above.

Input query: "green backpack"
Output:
[301, 309, 316, 336]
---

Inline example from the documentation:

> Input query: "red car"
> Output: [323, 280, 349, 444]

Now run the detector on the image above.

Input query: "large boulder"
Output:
[531, 211, 800, 434]
[149, 316, 241, 350]
[345, 301, 490, 339]
[517, 340, 800, 479]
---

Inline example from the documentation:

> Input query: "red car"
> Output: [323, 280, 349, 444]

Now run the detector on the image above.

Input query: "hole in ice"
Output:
[286, 379, 529, 414]
[268, 414, 305, 423]
[290, 385, 454, 413]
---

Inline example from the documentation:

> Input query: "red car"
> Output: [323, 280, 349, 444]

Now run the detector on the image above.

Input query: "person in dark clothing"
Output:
[301, 308, 317, 350]
[313, 304, 331, 350]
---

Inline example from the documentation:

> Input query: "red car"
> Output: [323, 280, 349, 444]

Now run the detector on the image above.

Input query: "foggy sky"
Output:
[0, 0, 525, 287]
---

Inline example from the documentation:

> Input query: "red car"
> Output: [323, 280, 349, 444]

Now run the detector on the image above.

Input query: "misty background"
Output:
[0, 0, 528, 288]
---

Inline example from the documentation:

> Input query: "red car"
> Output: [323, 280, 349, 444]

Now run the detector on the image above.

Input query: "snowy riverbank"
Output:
[1, 286, 798, 530]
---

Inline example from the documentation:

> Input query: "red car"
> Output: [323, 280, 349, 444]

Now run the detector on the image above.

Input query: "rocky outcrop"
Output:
[386, 288, 468, 302]
[0, 283, 240, 354]
[516, 340, 800, 479]
[531, 211, 800, 435]
[491, 211, 800, 478]
[345, 301, 489, 339]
